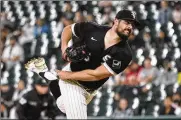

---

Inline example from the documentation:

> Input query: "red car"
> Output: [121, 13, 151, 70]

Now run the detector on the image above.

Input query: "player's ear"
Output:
[114, 19, 119, 27]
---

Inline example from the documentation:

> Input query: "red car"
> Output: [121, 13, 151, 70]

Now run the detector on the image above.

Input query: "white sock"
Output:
[44, 71, 58, 80]
[39, 71, 58, 81]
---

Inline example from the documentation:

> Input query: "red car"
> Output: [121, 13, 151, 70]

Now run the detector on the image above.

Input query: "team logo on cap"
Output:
[131, 11, 136, 19]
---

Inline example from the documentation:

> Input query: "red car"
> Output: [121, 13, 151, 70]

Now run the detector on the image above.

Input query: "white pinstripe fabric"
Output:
[57, 63, 88, 119]
[55, 37, 98, 118]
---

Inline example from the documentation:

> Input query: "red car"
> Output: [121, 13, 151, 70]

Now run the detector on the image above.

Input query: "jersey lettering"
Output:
[84, 56, 90, 62]
[131, 11, 136, 19]
[72, 22, 132, 90]
[19, 97, 27, 105]
[112, 60, 122, 69]
[103, 55, 111, 62]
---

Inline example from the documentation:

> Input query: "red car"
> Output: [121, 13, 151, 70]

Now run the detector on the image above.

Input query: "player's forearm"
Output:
[57, 69, 109, 81]
[61, 25, 73, 53]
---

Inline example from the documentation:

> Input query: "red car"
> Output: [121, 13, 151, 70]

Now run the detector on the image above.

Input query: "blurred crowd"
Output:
[1, 1, 181, 119]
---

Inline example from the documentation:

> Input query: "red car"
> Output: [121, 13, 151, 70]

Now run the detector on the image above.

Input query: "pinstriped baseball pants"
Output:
[56, 63, 95, 119]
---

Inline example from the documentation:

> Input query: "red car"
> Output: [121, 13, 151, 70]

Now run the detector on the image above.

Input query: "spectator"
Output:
[1, 61, 6, 75]
[9, 80, 27, 119]
[114, 60, 142, 108]
[172, 93, 181, 106]
[0, 78, 15, 118]
[128, 32, 145, 51]
[159, 96, 176, 115]
[61, 12, 74, 27]
[178, 77, 181, 90]
[0, 12, 14, 30]
[63, 2, 72, 12]
[98, 1, 112, 7]
[152, 30, 170, 49]
[16, 78, 57, 120]
[15, 20, 35, 61]
[34, 18, 50, 38]
[114, 67, 131, 102]
[172, 3, 181, 24]
[116, 60, 142, 86]
[159, 60, 177, 86]
[1, 36, 24, 70]
[114, 67, 131, 85]
[135, 57, 160, 116]
[142, 31, 152, 50]
[85, 13, 96, 22]
[112, 98, 134, 118]
[101, 14, 113, 25]
[18, 19, 34, 45]
[158, 1, 172, 25]
[0, 33, 3, 56]
[137, 57, 159, 86]
[56, 16, 64, 37]
[172, 93, 181, 115]
[98, 1, 115, 25]
[74, 11, 85, 23]
[12, 80, 27, 105]
[1, 27, 10, 50]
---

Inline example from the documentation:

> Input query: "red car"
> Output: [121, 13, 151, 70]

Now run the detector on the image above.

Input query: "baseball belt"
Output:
[64, 79, 98, 104]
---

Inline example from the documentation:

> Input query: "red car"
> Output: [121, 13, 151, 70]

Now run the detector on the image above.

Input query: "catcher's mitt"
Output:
[64, 44, 91, 63]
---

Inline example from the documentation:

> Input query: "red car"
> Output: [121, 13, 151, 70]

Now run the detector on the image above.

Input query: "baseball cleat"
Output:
[25, 57, 48, 73]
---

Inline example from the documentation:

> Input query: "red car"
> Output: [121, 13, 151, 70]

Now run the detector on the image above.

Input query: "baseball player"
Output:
[25, 9, 140, 119]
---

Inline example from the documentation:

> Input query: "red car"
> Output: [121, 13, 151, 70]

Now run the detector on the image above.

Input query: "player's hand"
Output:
[62, 51, 70, 62]
[62, 46, 70, 62]
[56, 70, 70, 80]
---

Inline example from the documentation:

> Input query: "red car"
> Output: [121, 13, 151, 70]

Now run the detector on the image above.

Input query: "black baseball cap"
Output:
[115, 9, 140, 27]
[35, 78, 48, 86]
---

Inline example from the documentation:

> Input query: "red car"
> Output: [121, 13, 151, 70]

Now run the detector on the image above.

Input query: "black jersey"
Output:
[16, 89, 56, 119]
[71, 22, 132, 90]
